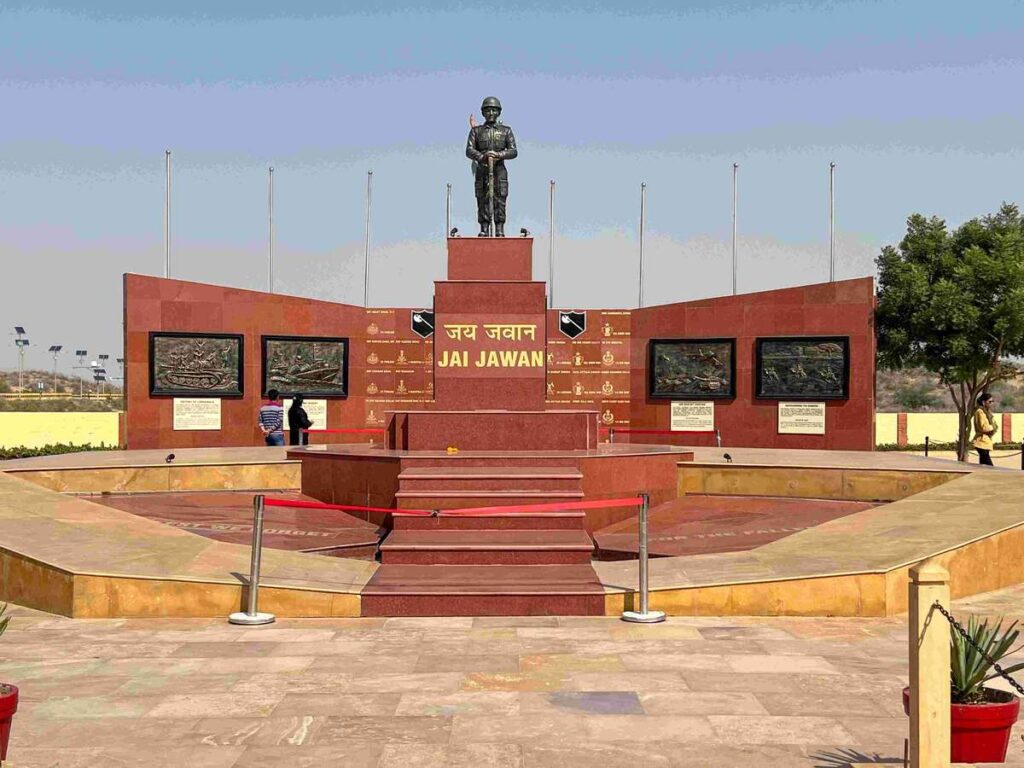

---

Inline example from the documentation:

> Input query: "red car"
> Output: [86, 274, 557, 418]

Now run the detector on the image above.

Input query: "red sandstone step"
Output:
[399, 456, 582, 470]
[395, 490, 585, 511]
[360, 564, 605, 616]
[398, 466, 584, 494]
[379, 529, 594, 565]
[392, 510, 586, 531]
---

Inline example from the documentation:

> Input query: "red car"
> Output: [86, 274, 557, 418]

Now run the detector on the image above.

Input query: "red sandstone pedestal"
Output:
[447, 237, 533, 281]
[386, 410, 600, 451]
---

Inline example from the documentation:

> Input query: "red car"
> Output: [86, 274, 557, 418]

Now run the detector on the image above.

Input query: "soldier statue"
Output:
[466, 96, 517, 237]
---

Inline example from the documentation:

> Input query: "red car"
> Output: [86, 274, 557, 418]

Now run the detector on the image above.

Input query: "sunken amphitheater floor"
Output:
[1, 443, 1023, 619]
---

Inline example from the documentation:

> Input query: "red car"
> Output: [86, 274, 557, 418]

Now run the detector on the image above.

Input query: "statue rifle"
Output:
[487, 155, 496, 237]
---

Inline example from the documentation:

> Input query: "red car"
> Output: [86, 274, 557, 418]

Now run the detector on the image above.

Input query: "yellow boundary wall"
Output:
[0, 412, 119, 449]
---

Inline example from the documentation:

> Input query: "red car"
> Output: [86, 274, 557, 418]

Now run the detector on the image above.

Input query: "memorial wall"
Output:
[124, 272, 874, 450]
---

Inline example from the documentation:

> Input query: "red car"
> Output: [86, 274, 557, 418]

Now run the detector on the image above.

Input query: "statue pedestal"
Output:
[447, 237, 533, 281]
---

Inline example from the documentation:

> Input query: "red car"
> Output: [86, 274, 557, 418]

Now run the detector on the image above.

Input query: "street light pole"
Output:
[548, 180, 555, 309]
[48, 346, 63, 393]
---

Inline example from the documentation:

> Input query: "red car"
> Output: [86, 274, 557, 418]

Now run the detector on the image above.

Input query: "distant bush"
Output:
[0, 398, 122, 412]
[0, 443, 121, 460]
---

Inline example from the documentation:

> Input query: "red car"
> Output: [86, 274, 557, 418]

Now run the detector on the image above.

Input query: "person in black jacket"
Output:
[287, 394, 313, 446]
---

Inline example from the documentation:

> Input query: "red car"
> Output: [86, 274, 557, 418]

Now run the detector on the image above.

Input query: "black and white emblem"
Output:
[411, 310, 435, 339]
[558, 311, 586, 339]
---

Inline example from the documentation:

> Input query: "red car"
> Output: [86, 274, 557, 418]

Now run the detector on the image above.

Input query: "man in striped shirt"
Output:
[258, 389, 286, 447]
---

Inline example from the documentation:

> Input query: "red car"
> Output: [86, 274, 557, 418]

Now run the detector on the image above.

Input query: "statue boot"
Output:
[478, 225, 490, 237]
[495, 224, 504, 238]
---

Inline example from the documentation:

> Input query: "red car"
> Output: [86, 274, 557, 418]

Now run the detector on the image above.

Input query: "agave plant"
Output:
[950, 615, 1024, 703]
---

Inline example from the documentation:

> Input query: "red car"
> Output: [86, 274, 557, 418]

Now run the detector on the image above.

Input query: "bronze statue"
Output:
[466, 96, 517, 237]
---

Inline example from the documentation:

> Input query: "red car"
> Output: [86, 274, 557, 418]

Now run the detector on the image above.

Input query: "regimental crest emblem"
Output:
[602, 351, 615, 366]
[366, 382, 379, 395]
[411, 310, 435, 339]
[366, 352, 379, 365]
[602, 409, 615, 424]
[396, 379, 407, 394]
[558, 311, 586, 339]
[602, 380, 614, 395]
[367, 322, 380, 336]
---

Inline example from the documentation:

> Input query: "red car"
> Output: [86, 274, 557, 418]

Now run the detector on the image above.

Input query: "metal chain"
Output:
[932, 601, 1024, 698]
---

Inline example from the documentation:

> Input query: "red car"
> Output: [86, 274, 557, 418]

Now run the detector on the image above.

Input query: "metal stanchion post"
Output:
[609, 428, 615, 445]
[924, 436, 929, 457]
[715, 428, 722, 448]
[229, 495, 276, 626]
[1020, 442, 1023, 472]
[621, 492, 666, 624]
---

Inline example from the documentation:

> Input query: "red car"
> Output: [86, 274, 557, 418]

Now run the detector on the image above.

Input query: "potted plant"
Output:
[0, 604, 16, 765]
[903, 614, 1024, 763]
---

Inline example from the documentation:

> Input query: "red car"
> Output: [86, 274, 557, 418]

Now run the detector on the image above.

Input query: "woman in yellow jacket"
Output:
[972, 392, 998, 466]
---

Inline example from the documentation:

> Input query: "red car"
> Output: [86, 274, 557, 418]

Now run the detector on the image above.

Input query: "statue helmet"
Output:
[481, 96, 502, 111]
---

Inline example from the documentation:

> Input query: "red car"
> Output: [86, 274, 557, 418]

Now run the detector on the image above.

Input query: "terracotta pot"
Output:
[903, 686, 1021, 763]
[0, 684, 18, 762]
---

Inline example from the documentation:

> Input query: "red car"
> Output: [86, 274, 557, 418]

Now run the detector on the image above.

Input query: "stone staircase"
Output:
[393, 464, 584, 511]
[361, 503, 605, 616]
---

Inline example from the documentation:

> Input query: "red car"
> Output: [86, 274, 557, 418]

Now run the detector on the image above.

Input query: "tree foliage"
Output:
[876, 203, 1024, 460]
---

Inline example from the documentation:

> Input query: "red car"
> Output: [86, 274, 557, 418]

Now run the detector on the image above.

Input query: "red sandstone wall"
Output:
[629, 277, 876, 450]
[124, 274, 433, 449]
[125, 273, 875, 451]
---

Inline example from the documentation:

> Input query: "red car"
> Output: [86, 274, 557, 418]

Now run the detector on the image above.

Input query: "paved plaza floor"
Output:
[3, 586, 1024, 767]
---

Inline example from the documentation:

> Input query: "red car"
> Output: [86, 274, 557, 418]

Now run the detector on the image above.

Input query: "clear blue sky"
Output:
[3, 1, 1024, 370]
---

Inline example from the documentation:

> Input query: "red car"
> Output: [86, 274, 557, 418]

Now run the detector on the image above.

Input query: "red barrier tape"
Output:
[439, 496, 643, 516]
[260, 495, 643, 518]
[262, 497, 432, 516]
[303, 428, 386, 434]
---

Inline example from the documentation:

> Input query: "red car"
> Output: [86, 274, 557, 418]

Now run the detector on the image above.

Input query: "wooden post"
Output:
[909, 560, 950, 768]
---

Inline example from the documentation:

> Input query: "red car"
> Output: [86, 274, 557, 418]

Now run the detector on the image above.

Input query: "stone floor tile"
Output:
[474, 616, 560, 628]
[725, 654, 842, 675]
[834, 716, 909, 747]
[311, 715, 452, 745]
[15, 674, 128, 700]
[756, 691, 891, 718]
[383, 616, 475, 630]
[708, 715, 854, 745]
[523, 742, 809, 768]
[170, 641, 281, 658]
[271, 692, 401, 716]
[639, 691, 768, 716]
[462, 671, 570, 692]
[145, 689, 284, 718]
[395, 691, 518, 717]
[520, 653, 625, 674]
[232, 628, 338, 643]
[117, 673, 241, 697]
[30, 694, 162, 719]
[414, 653, 519, 673]
[519, 691, 643, 715]
[379, 742, 524, 768]
[619, 653, 725, 672]
[343, 671, 465, 693]
[565, 671, 689, 692]
[38, 716, 203, 748]
[190, 715, 326, 747]
[306, 653, 421, 673]
[234, 744, 382, 767]
[230, 672, 354, 696]
[582, 714, 715, 742]
[3, 748, 104, 767]
[451, 712, 593, 743]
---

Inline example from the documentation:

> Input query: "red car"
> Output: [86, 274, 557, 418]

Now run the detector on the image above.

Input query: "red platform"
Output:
[447, 237, 533, 281]
[386, 409, 599, 451]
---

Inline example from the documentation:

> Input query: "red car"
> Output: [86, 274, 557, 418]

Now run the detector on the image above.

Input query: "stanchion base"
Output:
[228, 611, 276, 626]
[621, 610, 666, 624]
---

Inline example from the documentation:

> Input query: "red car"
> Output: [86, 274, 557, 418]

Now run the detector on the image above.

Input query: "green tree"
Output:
[891, 380, 940, 411]
[876, 203, 1024, 461]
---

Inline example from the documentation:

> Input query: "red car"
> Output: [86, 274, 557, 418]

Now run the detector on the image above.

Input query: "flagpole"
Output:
[731, 163, 738, 295]
[829, 161, 836, 282]
[638, 182, 646, 308]
[164, 150, 171, 278]
[548, 180, 555, 309]
[268, 166, 275, 293]
[363, 170, 373, 307]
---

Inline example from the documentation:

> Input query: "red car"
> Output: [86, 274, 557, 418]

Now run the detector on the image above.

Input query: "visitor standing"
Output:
[288, 394, 313, 446]
[259, 389, 285, 447]
[972, 392, 998, 466]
